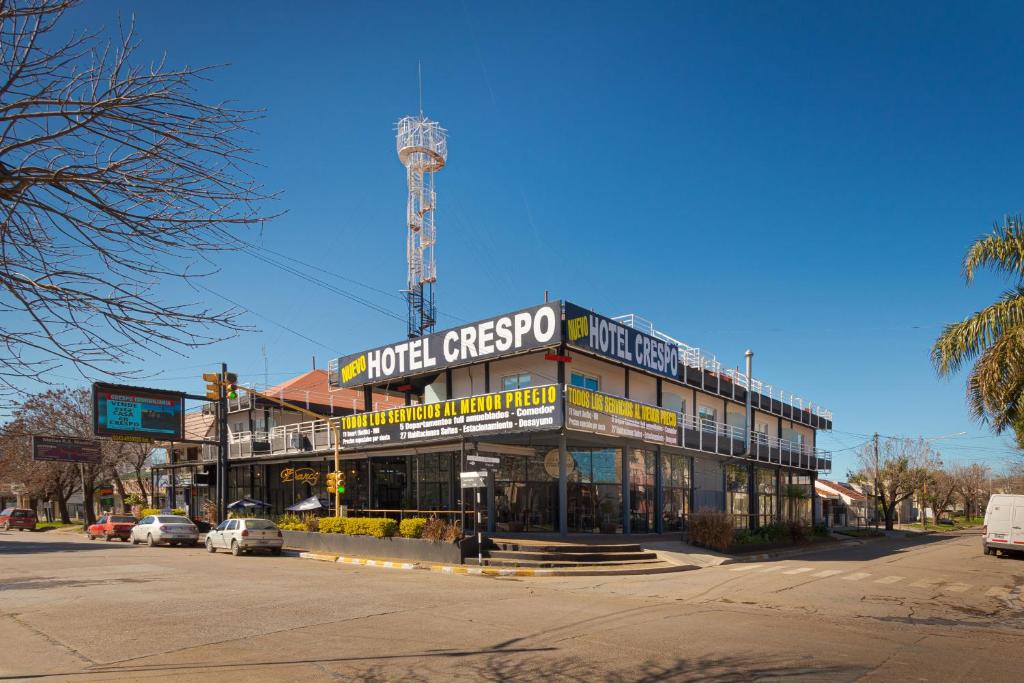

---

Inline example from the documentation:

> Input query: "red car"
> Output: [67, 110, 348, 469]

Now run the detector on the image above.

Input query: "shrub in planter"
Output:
[319, 516, 345, 533]
[343, 517, 398, 538]
[276, 512, 306, 531]
[123, 493, 144, 506]
[422, 518, 445, 541]
[400, 518, 427, 539]
[171, 508, 186, 516]
[786, 521, 807, 543]
[687, 509, 734, 552]
[140, 508, 160, 517]
[303, 515, 320, 532]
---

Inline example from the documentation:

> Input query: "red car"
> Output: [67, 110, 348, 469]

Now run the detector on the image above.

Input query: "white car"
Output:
[130, 515, 199, 547]
[205, 518, 283, 556]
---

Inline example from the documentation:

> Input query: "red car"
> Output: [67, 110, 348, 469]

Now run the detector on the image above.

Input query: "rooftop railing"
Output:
[613, 313, 833, 422]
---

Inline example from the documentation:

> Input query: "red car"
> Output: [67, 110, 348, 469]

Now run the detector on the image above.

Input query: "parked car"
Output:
[983, 494, 1024, 556]
[205, 518, 283, 556]
[86, 514, 137, 542]
[0, 507, 37, 531]
[130, 515, 199, 547]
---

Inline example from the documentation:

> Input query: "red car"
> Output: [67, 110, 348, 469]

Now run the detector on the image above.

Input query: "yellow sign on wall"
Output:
[280, 467, 319, 486]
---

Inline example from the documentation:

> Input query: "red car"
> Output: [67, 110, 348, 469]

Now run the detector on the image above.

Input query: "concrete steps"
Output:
[474, 538, 664, 569]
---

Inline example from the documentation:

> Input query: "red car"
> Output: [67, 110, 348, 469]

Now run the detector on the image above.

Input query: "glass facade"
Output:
[568, 448, 622, 533]
[629, 449, 656, 533]
[494, 449, 556, 532]
[757, 467, 779, 526]
[661, 453, 691, 531]
[726, 463, 749, 529]
[205, 450, 802, 534]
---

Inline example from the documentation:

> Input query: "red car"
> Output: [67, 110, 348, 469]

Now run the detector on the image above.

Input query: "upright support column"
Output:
[810, 470, 819, 526]
[622, 447, 631, 534]
[748, 463, 758, 530]
[558, 432, 568, 538]
[654, 447, 664, 534]
[486, 469, 495, 533]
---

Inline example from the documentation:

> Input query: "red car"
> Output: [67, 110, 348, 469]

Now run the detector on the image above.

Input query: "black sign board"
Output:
[329, 302, 562, 389]
[338, 384, 563, 449]
[565, 386, 681, 447]
[32, 435, 103, 464]
[563, 302, 679, 380]
[93, 383, 185, 441]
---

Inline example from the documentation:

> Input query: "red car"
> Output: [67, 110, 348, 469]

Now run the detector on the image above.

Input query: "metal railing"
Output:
[614, 313, 832, 422]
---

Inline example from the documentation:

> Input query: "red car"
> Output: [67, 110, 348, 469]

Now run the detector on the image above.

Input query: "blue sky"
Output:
[37, 1, 1024, 474]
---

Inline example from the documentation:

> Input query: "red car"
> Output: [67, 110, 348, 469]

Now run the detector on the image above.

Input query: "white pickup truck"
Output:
[983, 494, 1024, 556]
[205, 518, 284, 556]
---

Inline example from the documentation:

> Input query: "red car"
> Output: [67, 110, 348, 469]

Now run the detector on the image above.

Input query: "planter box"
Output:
[282, 530, 463, 564]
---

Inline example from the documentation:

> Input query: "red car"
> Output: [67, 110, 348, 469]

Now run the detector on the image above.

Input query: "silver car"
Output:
[205, 518, 283, 556]
[130, 515, 199, 547]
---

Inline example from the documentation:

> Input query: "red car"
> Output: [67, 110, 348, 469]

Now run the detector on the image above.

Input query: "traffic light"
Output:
[225, 372, 238, 400]
[326, 472, 338, 489]
[337, 470, 346, 494]
[203, 372, 221, 400]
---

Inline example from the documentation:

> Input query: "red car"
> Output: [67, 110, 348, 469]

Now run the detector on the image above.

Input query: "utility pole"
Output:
[218, 362, 229, 523]
[873, 432, 880, 528]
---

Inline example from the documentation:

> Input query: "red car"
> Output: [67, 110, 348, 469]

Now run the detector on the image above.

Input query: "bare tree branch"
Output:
[0, 0, 277, 403]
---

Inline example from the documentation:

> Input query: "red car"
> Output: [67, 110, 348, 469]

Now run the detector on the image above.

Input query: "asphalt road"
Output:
[1, 528, 1022, 682]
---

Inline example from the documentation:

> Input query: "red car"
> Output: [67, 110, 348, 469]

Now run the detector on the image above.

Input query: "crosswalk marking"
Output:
[985, 586, 1010, 597]
[812, 569, 843, 578]
[875, 576, 905, 584]
[910, 578, 943, 588]
[730, 564, 763, 572]
[842, 572, 871, 581]
[758, 566, 785, 573]
[782, 567, 814, 575]
[943, 583, 971, 593]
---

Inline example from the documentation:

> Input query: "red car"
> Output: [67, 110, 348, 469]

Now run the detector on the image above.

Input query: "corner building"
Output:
[185, 300, 834, 535]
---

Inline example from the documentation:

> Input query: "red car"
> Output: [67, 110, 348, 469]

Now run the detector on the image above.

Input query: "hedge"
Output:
[139, 507, 186, 518]
[318, 517, 398, 538]
[399, 518, 427, 539]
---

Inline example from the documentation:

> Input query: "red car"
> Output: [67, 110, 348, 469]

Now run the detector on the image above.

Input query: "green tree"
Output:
[932, 216, 1024, 441]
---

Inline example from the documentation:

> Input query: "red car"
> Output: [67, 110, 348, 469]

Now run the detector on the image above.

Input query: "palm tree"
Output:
[932, 215, 1024, 438]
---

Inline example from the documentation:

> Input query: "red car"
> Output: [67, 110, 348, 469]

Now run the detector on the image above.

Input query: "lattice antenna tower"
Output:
[396, 102, 447, 338]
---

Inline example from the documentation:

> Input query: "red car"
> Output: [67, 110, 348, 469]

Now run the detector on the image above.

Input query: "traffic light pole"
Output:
[218, 362, 229, 523]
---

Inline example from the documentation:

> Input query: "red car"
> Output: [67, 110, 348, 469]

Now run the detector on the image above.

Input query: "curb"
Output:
[337, 556, 417, 570]
[296, 551, 699, 578]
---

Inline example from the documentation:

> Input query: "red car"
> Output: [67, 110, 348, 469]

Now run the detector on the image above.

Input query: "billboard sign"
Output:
[93, 383, 184, 441]
[563, 302, 679, 380]
[329, 302, 562, 389]
[565, 385, 681, 447]
[32, 435, 103, 464]
[338, 384, 563, 449]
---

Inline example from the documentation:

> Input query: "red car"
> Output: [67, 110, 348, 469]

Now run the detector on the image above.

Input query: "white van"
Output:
[983, 494, 1024, 556]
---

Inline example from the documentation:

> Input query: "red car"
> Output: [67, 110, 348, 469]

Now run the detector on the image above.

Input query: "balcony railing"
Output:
[207, 398, 830, 472]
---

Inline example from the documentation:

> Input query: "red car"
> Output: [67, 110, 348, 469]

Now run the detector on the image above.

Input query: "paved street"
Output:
[1, 528, 1022, 682]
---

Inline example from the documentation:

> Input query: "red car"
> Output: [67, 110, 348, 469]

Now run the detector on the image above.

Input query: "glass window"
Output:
[661, 453, 691, 531]
[96, 516, 107, 524]
[245, 519, 277, 530]
[110, 516, 136, 523]
[215, 520, 230, 531]
[629, 450, 656, 533]
[757, 467, 778, 526]
[157, 516, 192, 525]
[726, 464, 749, 529]
[139, 516, 154, 525]
[501, 373, 531, 390]
[698, 406, 718, 431]
[570, 372, 600, 391]
[567, 448, 622, 533]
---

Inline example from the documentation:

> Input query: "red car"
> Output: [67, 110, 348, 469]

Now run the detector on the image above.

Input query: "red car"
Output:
[0, 507, 36, 531]
[87, 514, 137, 542]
